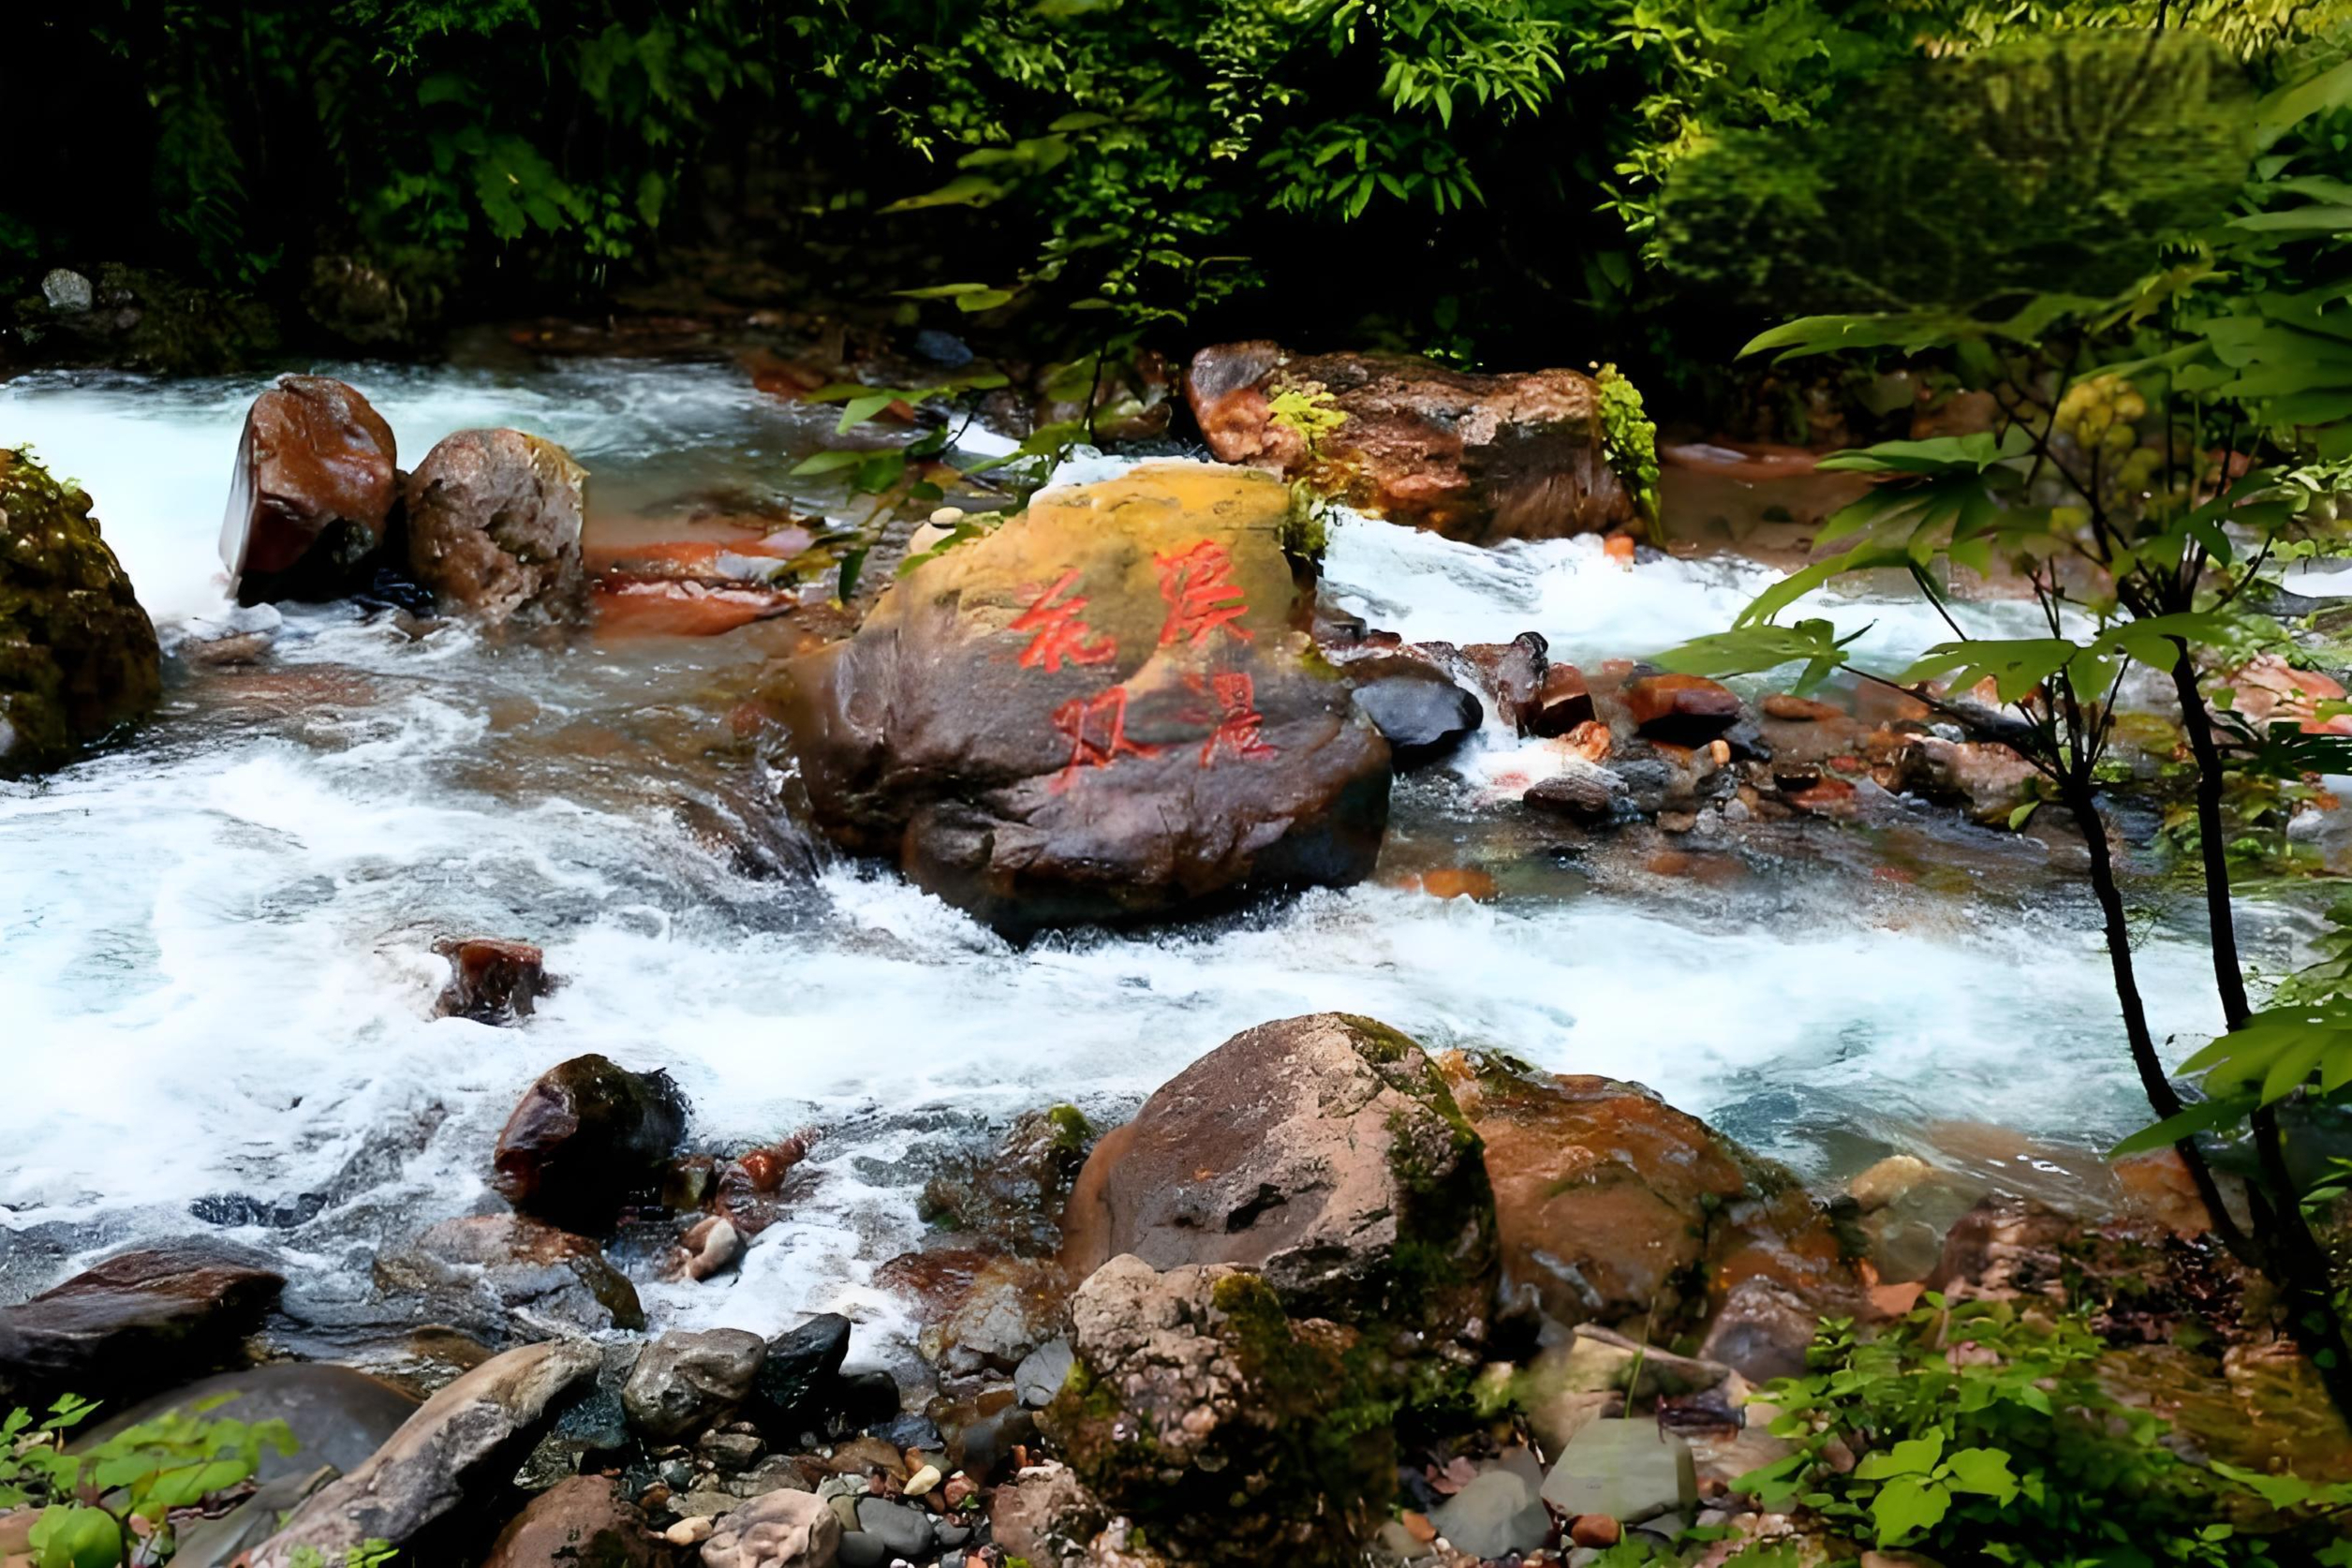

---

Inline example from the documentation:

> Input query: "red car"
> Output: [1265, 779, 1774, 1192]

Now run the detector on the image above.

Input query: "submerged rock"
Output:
[247, 1339, 602, 1568]
[405, 428, 590, 625]
[0, 450, 160, 777]
[375, 1214, 645, 1337]
[219, 375, 400, 604]
[493, 1053, 688, 1231]
[436, 936, 555, 1022]
[1062, 1013, 1497, 1342]
[0, 1241, 281, 1405]
[1044, 1256, 1390, 1567]
[775, 462, 1391, 933]
[1186, 343, 1640, 543]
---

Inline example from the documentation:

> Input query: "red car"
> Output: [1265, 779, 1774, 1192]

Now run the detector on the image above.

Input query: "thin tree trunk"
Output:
[2166, 655, 2352, 1420]
[2060, 774, 2253, 1263]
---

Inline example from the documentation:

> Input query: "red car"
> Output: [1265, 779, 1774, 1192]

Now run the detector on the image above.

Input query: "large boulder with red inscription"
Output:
[774, 462, 1391, 934]
[219, 375, 399, 604]
[1186, 343, 1642, 544]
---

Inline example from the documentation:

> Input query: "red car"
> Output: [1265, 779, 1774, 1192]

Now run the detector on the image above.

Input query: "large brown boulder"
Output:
[1438, 1055, 1862, 1357]
[493, 1054, 688, 1232]
[1061, 1013, 1497, 1344]
[775, 463, 1391, 934]
[247, 1339, 602, 1568]
[0, 450, 160, 777]
[0, 1242, 281, 1405]
[1043, 1257, 1389, 1568]
[219, 375, 398, 603]
[405, 429, 589, 625]
[1186, 343, 1642, 543]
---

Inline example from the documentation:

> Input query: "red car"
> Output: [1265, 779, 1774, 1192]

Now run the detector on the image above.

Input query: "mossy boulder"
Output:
[1043, 1256, 1392, 1568]
[1061, 1013, 1498, 1348]
[0, 449, 159, 777]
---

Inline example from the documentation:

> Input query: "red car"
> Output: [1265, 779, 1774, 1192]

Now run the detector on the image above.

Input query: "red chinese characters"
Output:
[1012, 569, 1117, 672]
[1155, 540, 1252, 648]
[1050, 686, 1163, 792]
[1198, 672, 1277, 767]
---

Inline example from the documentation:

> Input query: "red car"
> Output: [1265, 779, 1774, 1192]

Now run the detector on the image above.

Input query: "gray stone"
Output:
[42, 270, 92, 313]
[246, 1339, 603, 1568]
[836, 1531, 887, 1568]
[625, 1327, 770, 1441]
[679, 1488, 742, 1521]
[1430, 1453, 1550, 1559]
[1013, 1339, 1074, 1408]
[75, 1363, 417, 1485]
[1540, 1417, 1699, 1524]
[854, 1497, 936, 1560]
[170, 1467, 336, 1568]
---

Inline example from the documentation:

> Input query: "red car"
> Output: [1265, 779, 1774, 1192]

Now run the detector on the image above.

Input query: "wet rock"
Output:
[774, 462, 1391, 935]
[42, 269, 92, 313]
[1695, 1278, 1827, 1383]
[75, 1362, 417, 1484]
[1462, 633, 1549, 732]
[1347, 656, 1485, 765]
[1525, 762, 1625, 824]
[1891, 734, 2037, 823]
[405, 428, 590, 626]
[919, 1255, 1068, 1382]
[1439, 1056, 1860, 1345]
[1430, 1450, 1550, 1558]
[755, 1314, 852, 1428]
[375, 1214, 645, 1337]
[932, 1383, 1034, 1477]
[673, 1214, 745, 1282]
[494, 1053, 688, 1231]
[219, 376, 399, 604]
[481, 1474, 675, 1568]
[247, 1339, 603, 1568]
[170, 1465, 338, 1568]
[435, 936, 555, 1023]
[1043, 1256, 1391, 1567]
[1186, 344, 1640, 542]
[703, 1488, 842, 1568]
[625, 1328, 769, 1442]
[1540, 1418, 1698, 1524]
[0, 1241, 281, 1405]
[1061, 1013, 1497, 1341]
[0, 450, 161, 778]
[1623, 674, 1742, 744]
[919, 1105, 1096, 1256]
[1531, 662, 1596, 736]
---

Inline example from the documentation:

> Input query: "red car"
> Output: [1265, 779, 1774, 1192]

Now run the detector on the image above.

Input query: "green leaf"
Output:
[1898, 639, 2083, 706]
[834, 392, 900, 432]
[838, 544, 872, 603]
[791, 450, 868, 476]
[880, 174, 1007, 213]
[2006, 800, 2039, 831]
[1653, 619, 1856, 683]
[2211, 1460, 2317, 1511]
[1855, 1430, 1944, 1481]
[2108, 1095, 2256, 1159]
[1944, 1446, 2019, 1503]
[29, 1506, 122, 1568]
[1870, 1476, 1952, 1546]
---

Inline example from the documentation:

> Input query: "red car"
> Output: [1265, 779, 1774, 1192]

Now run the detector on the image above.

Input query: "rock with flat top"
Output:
[0, 1241, 280, 1405]
[1540, 1417, 1698, 1524]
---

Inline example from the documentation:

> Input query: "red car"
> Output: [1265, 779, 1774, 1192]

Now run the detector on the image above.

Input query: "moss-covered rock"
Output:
[0, 450, 160, 777]
[1043, 1256, 1392, 1568]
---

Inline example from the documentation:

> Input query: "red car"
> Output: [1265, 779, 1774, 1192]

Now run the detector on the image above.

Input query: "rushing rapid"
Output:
[0, 362, 2257, 1340]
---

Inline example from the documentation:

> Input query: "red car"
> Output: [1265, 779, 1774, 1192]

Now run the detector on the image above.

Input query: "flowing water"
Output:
[0, 361, 2290, 1349]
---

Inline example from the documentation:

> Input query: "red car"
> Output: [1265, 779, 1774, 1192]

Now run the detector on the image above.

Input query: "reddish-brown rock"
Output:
[220, 376, 398, 603]
[406, 429, 589, 625]
[1531, 662, 1596, 736]
[480, 1475, 675, 1568]
[0, 1243, 282, 1405]
[374, 1215, 644, 1335]
[1438, 1056, 1861, 1357]
[1461, 633, 1549, 733]
[1623, 673, 1743, 743]
[1186, 343, 1640, 542]
[773, 464, 1391, 935]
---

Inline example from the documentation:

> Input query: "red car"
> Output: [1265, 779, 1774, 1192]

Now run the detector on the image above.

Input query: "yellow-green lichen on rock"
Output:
[0, 449, 161, 777]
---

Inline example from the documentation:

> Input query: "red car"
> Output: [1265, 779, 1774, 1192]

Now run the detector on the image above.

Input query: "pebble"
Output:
[903, 1463, 942, 1498]
[837, 1531, 889, 1568]
[1013, 1339, 1074, 1407]
[941, 1473, 978, 1509]
[935, 1521, 972, 1548]
[929, 507, 967, 525]
[827, 1494, 862, 1533]
[1569, 1514, 1620, 1547]
[856, 1496, 937, 1559]
[665, 1516, 714, 1546]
